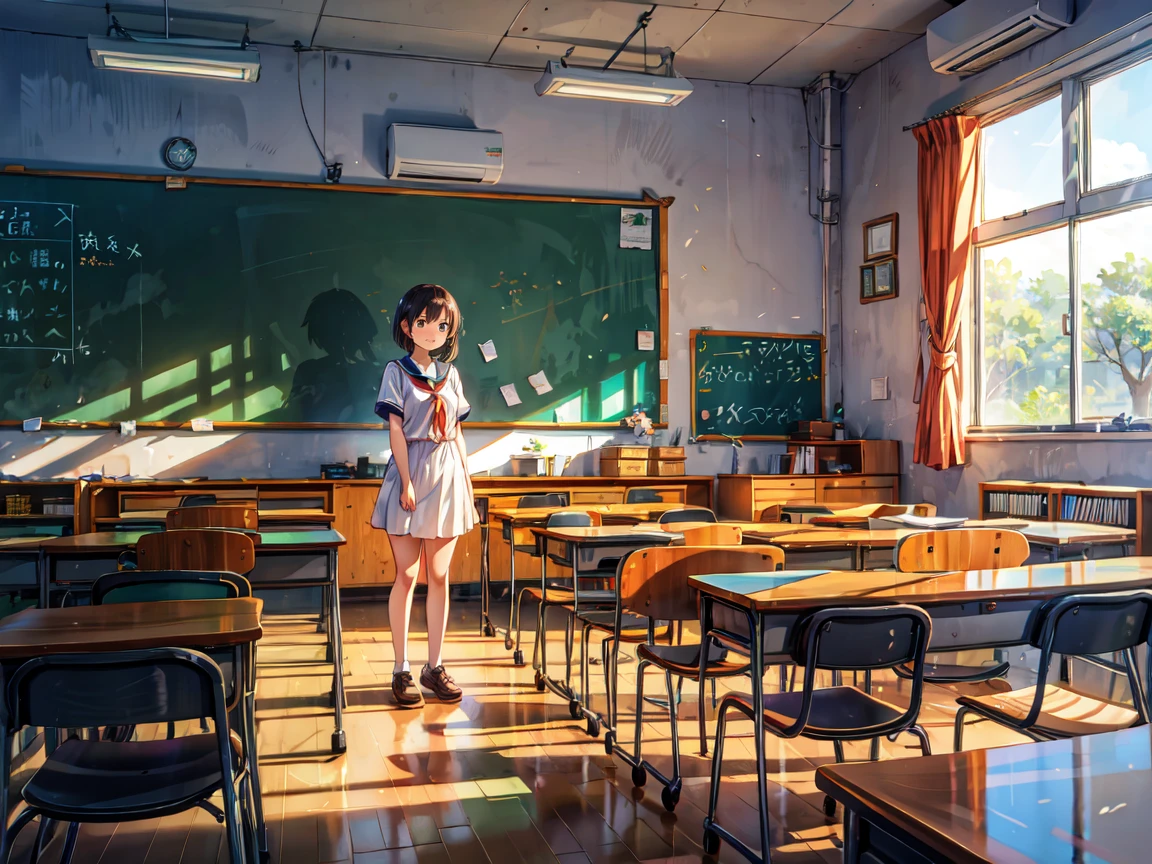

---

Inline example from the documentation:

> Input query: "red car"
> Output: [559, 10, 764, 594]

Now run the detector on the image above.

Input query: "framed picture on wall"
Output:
[873, 258, 898, 301]
[863, 213, 898, 261]
[860, 263, 875, 302]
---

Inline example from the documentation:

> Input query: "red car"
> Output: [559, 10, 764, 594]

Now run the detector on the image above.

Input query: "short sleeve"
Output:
[453, 366, 471, 422]
[375, 362, 405, 421]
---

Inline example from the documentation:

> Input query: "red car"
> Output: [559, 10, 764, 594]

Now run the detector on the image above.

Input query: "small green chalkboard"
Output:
[690, 330, 824, 440]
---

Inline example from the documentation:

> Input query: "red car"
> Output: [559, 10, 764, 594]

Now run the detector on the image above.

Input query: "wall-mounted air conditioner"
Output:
[386, 124, 503, 185]
[927, 0, 1074, 75]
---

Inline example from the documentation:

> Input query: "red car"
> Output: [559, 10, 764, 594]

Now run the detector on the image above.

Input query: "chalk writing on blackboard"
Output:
[0, 202, 74, 351]
[692, 331, 823, 439]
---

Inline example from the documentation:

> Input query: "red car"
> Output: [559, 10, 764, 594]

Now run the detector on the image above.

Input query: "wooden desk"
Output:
[596, 502, 688, 525]
[0, 597, 262, 657]
[37, 528, 348, 752]
[816, 725, 1152, 864]
[743, 527, 913, 570]
[691, 557, 1152, 864]
[98, 508, 335, 530]
[0, 597, 267, 854]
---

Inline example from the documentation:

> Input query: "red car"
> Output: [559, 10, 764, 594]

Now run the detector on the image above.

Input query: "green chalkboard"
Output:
[0, 171, 665, 427]
[691, 330, 824, 440]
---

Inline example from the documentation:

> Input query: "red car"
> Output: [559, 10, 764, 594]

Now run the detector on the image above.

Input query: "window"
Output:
[1079, 205, 1152, 418]
[976, 52, 1152, 427]
[981, 96, 1063, 220]
[980, 229, 1070, 425]
[1087, 58, 1152, 190]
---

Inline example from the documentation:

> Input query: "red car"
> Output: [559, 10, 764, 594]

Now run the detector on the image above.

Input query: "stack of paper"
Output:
[870, 514, 968, 530]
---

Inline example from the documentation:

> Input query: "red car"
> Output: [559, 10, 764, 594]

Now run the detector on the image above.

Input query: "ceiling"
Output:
[5, 0, 960, 87]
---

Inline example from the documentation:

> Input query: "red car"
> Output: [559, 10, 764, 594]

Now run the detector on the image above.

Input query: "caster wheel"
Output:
[822, 795, 837, 818]
[513, 650, 525, 667]
[586, 716, 600, 738]
[603, 731, 615, 755]
[534, 671, 547, 692]
[483, 622, 496, 638]
[569, 700, 582, 720]
[702, 823, 721, 856]
[631, 765, 647, 787]
[661, 785, 680, 812]
[332, 730, 347, 754]
[504, 635, 514, 651]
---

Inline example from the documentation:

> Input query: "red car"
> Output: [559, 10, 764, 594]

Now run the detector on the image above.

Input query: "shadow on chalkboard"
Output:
[362, 112, 480, 178]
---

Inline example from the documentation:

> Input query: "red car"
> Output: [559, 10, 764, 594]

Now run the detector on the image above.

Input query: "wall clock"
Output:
[163, 137, 196, 171]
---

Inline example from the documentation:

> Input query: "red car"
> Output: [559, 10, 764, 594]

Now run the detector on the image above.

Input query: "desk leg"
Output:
[37, 550, 47, 609]
[842, 810, 861, 864]
[750, 611, 770, 862]
[480, 525, 494, 637]
[240, 642, 269, 859]
[330, 549, 347, 754]
[504, 536, 516, 651]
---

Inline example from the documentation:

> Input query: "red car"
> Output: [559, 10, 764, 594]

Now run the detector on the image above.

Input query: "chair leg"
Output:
[665, 669, 681, 787]
[908, 724, 932, 757]
[869, 737, 880, 761]
[705, 700, 734, 825]
[634, 660, 648, 768]
[564, 615, 576, 689]
[833, 739, 845, 763]
[601, 637, 613, 733]
[31, 816, 52, 862]
[221, 782, 246, 864]
[580, 624, 593, 712]
[513, 586, 531, 657]
[57, 821, 80, 864]
[3, 808, 38, 862]
[954, 706, 970, 753]
[777, 664, 786, 693]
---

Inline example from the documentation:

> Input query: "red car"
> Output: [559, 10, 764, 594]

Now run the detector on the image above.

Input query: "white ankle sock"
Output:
[393, 660, 410, 674]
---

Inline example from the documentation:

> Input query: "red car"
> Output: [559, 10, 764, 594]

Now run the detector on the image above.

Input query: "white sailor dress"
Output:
[371, 356, 476, 539]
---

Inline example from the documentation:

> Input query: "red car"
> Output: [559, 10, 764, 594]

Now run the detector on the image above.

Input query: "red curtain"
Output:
[912, 116, 980, 471]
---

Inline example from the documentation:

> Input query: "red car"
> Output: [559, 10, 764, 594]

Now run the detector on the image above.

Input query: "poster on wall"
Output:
[620, 208, 653, 249]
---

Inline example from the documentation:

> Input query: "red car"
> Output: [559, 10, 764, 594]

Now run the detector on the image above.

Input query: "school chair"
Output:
[954, 590, 1152, 751]
[704, 604, 933, 851]
[607, 545, 785, 812]
[656, 508, 717, 525]
[677, 524, 742, 547]
[891, 528, 1028, 685]
[136, 529, 255, 575]
[0, 648, 254, 864]
[178, 494, 218, 508]
[166, 506, 258, 531]
[893, 527, 1029, 572]
[512, 510, 609, 667]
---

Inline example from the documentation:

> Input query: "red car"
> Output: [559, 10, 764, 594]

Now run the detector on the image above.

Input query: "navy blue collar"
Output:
[399, 355, 448, 385]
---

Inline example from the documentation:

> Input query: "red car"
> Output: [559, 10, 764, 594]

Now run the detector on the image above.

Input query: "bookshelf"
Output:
[0, 480, 81, 536]
[979, 480, 1149, 552]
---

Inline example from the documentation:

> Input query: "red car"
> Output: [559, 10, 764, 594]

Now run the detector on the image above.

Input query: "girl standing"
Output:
[372, 284, 475, 708]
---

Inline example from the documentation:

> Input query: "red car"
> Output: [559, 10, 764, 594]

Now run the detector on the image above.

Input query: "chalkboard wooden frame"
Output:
[689, 329, 826, 441]
[0, 165, 672, 430]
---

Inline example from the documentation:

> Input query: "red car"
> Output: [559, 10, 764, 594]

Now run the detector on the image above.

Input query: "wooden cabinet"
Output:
[716, 441, 900, 520]
[333, 484, 395, 587]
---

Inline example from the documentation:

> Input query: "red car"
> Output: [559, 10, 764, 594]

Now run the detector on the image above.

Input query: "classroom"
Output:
[0, 0, 1150, 862]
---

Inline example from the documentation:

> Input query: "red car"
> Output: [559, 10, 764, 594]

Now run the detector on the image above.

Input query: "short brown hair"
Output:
[391, 284, 461, 362]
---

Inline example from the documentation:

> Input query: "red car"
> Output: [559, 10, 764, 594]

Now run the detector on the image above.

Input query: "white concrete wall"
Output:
[0, 30, 821, 479]
[840, 0, 1152, 516]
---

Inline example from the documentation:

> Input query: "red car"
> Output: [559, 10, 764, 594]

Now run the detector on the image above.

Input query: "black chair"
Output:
[92, 570, 251, 605]
[625, 488, 664, 504]
[0, 648, 253, 864]
[498, 493, 571, 651]
[954, 591, 1152, 750]
[513, 511, 612, 667]
[657, 508, 717, 525]
[704, 604, 933, 857]
[178, 494, 218, 507]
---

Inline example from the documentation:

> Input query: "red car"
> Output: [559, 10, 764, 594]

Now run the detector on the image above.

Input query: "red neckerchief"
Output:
[399, 356, 449, 439]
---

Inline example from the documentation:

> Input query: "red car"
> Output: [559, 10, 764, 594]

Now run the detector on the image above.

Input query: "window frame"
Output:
[971, 48, 1152, 431]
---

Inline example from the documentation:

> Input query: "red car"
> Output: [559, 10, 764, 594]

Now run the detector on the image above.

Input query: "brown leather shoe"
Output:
[420, 664, 462, 702]
[392, 671, 424, 709]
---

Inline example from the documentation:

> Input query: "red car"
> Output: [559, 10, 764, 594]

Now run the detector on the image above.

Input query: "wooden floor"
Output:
[14, 596, 1031, 864]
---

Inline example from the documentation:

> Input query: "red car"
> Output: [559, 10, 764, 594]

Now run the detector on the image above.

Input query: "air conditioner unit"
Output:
[386, 124, 503, 185]
[927, 0, 1073, 75]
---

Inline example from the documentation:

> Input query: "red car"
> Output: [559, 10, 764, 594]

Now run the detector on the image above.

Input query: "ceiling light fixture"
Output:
[534, 7, 692, 106]
[89, 1, 260, 83]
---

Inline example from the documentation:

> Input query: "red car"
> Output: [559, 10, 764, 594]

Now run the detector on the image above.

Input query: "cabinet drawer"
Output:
[815, 476, 895, 492]
[570, 490, 624, 505]
[752, 479, 817, 494]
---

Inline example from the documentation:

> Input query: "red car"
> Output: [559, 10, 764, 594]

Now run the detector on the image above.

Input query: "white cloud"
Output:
[1091, 138, 1151, 188]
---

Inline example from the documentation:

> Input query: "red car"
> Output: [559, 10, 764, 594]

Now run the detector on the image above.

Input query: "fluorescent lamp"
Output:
[88, 36, 260, 82]
[534, 60, 692, 106]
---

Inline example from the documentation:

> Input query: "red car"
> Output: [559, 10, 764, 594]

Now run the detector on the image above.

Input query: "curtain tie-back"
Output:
[930, 347, 957, 372]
